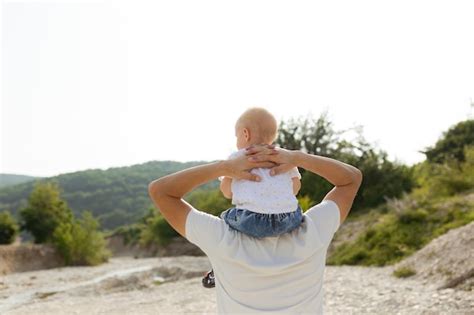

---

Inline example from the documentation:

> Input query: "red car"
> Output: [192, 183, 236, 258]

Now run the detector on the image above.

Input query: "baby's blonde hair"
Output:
[236, 107, 278, 144]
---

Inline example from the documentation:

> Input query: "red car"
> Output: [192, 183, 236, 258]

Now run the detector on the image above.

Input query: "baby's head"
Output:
[235, 107, 278, 150]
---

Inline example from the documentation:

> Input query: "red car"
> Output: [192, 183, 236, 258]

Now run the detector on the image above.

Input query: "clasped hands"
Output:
[222, 144, 296, 182]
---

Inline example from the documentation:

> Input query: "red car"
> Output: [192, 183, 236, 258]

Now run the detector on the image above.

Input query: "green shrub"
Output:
[413, 146, 474, 200]
[398, 209, 429, 224]
[0, 211, 19, 244]
[185, 189, 232, 216]
[298, 195, 314, 212]
[393, 266, 416, 278]
[328, 141, 473, 267]
[113, 224, 143, 246]
[276, 112, 415, 213]
[20, 181, 73, 243]
[432, 199, 474, 237]
[111, 208, 182, 248]
[52, 210, 111, 266]
[328, 193, 474, 266]
[422, 119, 474, 164]
[140, 213, 178, 247]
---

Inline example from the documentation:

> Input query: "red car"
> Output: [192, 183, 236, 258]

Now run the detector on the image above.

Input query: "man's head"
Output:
[235, 107, 278, 149]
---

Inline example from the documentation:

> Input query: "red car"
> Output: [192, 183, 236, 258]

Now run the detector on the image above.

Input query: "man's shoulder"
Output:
[185, 207, 227, 254]
[304, 200, 341, 245]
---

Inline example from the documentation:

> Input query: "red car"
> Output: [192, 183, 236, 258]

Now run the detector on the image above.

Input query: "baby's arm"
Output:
[220, 176, 233, 199]
[289, 166, 302, 195]
[292, 177, 301, 195]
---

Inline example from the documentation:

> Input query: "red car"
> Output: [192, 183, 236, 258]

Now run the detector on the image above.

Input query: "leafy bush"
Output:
[113, 223, 144, 246]
[185, 189, 232, 216]
[398, 209, 429, 224]
[277, 112, 415, 212]
[298, 195, 314, 212]
[140, 213, 178, 247]
[412, 146, 474, 200]
[110, 207, 181, 248]
[393, 266, 416, 278]
[0, 211, 19, 244]
[20, 181, 73, 243]
[328, 193, 474, 266]
[422, 119, 474, 164]
[328, 144, 473, 267]
[52, 211, 111, 266]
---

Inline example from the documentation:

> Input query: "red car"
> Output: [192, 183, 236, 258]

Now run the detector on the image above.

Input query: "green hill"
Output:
[0, 174, 39, 189]
[327, 190, 474, 266]
[0, 161, 219, 230]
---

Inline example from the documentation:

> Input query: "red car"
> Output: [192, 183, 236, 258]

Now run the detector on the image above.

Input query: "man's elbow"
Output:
[148, 180, 165, 201]
[352, 168, 363, 185]
[355, 167, 363, 180]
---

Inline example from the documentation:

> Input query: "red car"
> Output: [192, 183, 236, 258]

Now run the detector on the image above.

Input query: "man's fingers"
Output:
[269, 164, 295, 176]
[247, 148, 278, 157]
[245, 144, 276, 155]
[253, 161, 278, 169]
[269, 165, 285, 176]
[248, 155, 272, 162]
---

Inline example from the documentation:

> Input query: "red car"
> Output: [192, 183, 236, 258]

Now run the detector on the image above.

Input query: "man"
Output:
[148, 144, 362, 314]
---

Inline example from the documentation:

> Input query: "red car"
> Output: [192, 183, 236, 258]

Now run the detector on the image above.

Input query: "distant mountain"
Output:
[0, 161, 219, 230]
[0, 174, 39, 189]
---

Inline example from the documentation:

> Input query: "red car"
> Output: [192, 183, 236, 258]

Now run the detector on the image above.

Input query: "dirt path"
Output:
[0, 256, 472, 314]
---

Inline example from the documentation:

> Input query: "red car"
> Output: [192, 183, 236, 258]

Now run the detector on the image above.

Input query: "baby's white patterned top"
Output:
[219, 148, 301, 214]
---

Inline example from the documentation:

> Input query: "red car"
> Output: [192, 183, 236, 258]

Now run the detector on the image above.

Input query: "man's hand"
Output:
[245, 145, 296, 176]
[222, 146, 277, 181]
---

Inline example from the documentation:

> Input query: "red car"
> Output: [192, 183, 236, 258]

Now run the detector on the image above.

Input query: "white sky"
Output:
[1, 0, 473, 177]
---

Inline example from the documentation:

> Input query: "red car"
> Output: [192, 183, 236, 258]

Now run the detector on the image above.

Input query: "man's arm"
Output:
[247, 147, 362, 224]
[289, 152, 362, 224]
[148, 157, 274, 237]
[220, 177, 233, 199]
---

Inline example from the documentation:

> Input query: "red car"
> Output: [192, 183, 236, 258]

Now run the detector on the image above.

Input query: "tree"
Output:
[421, 119, 474, 164]
[276, 112, 414, 211]
[140, 213, 179, 247]
[52, 210, 111, 265]
[0, 211, 19, 244]
[276, 111, 342, 155]
[413, 145, 474, 199]
[20, 181, 73, 243]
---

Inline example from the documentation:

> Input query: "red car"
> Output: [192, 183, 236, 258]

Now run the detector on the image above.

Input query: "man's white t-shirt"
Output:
[185, 199, 341, 314]
[220, 149, 302, 214]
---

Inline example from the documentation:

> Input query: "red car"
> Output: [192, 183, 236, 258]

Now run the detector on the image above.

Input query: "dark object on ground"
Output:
[202, 269, 215, 288]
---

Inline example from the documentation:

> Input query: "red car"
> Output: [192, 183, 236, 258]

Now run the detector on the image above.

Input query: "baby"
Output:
[202, 107, 303, 288]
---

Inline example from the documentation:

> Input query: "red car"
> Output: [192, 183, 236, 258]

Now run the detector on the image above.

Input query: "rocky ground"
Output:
[394, 221, 474, 291]
[2, 197, 473, 314]
[0, 244, 64, 275]
[1, 256, 472, 315]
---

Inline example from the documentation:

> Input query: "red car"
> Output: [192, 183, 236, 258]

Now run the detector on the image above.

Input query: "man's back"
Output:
[185, 199, 340, 314]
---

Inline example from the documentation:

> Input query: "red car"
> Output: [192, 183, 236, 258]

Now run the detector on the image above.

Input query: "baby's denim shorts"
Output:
[219, 205, 304, 238]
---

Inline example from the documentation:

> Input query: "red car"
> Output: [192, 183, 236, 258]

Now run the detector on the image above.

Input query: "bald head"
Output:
[236, 107, 278, 145]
